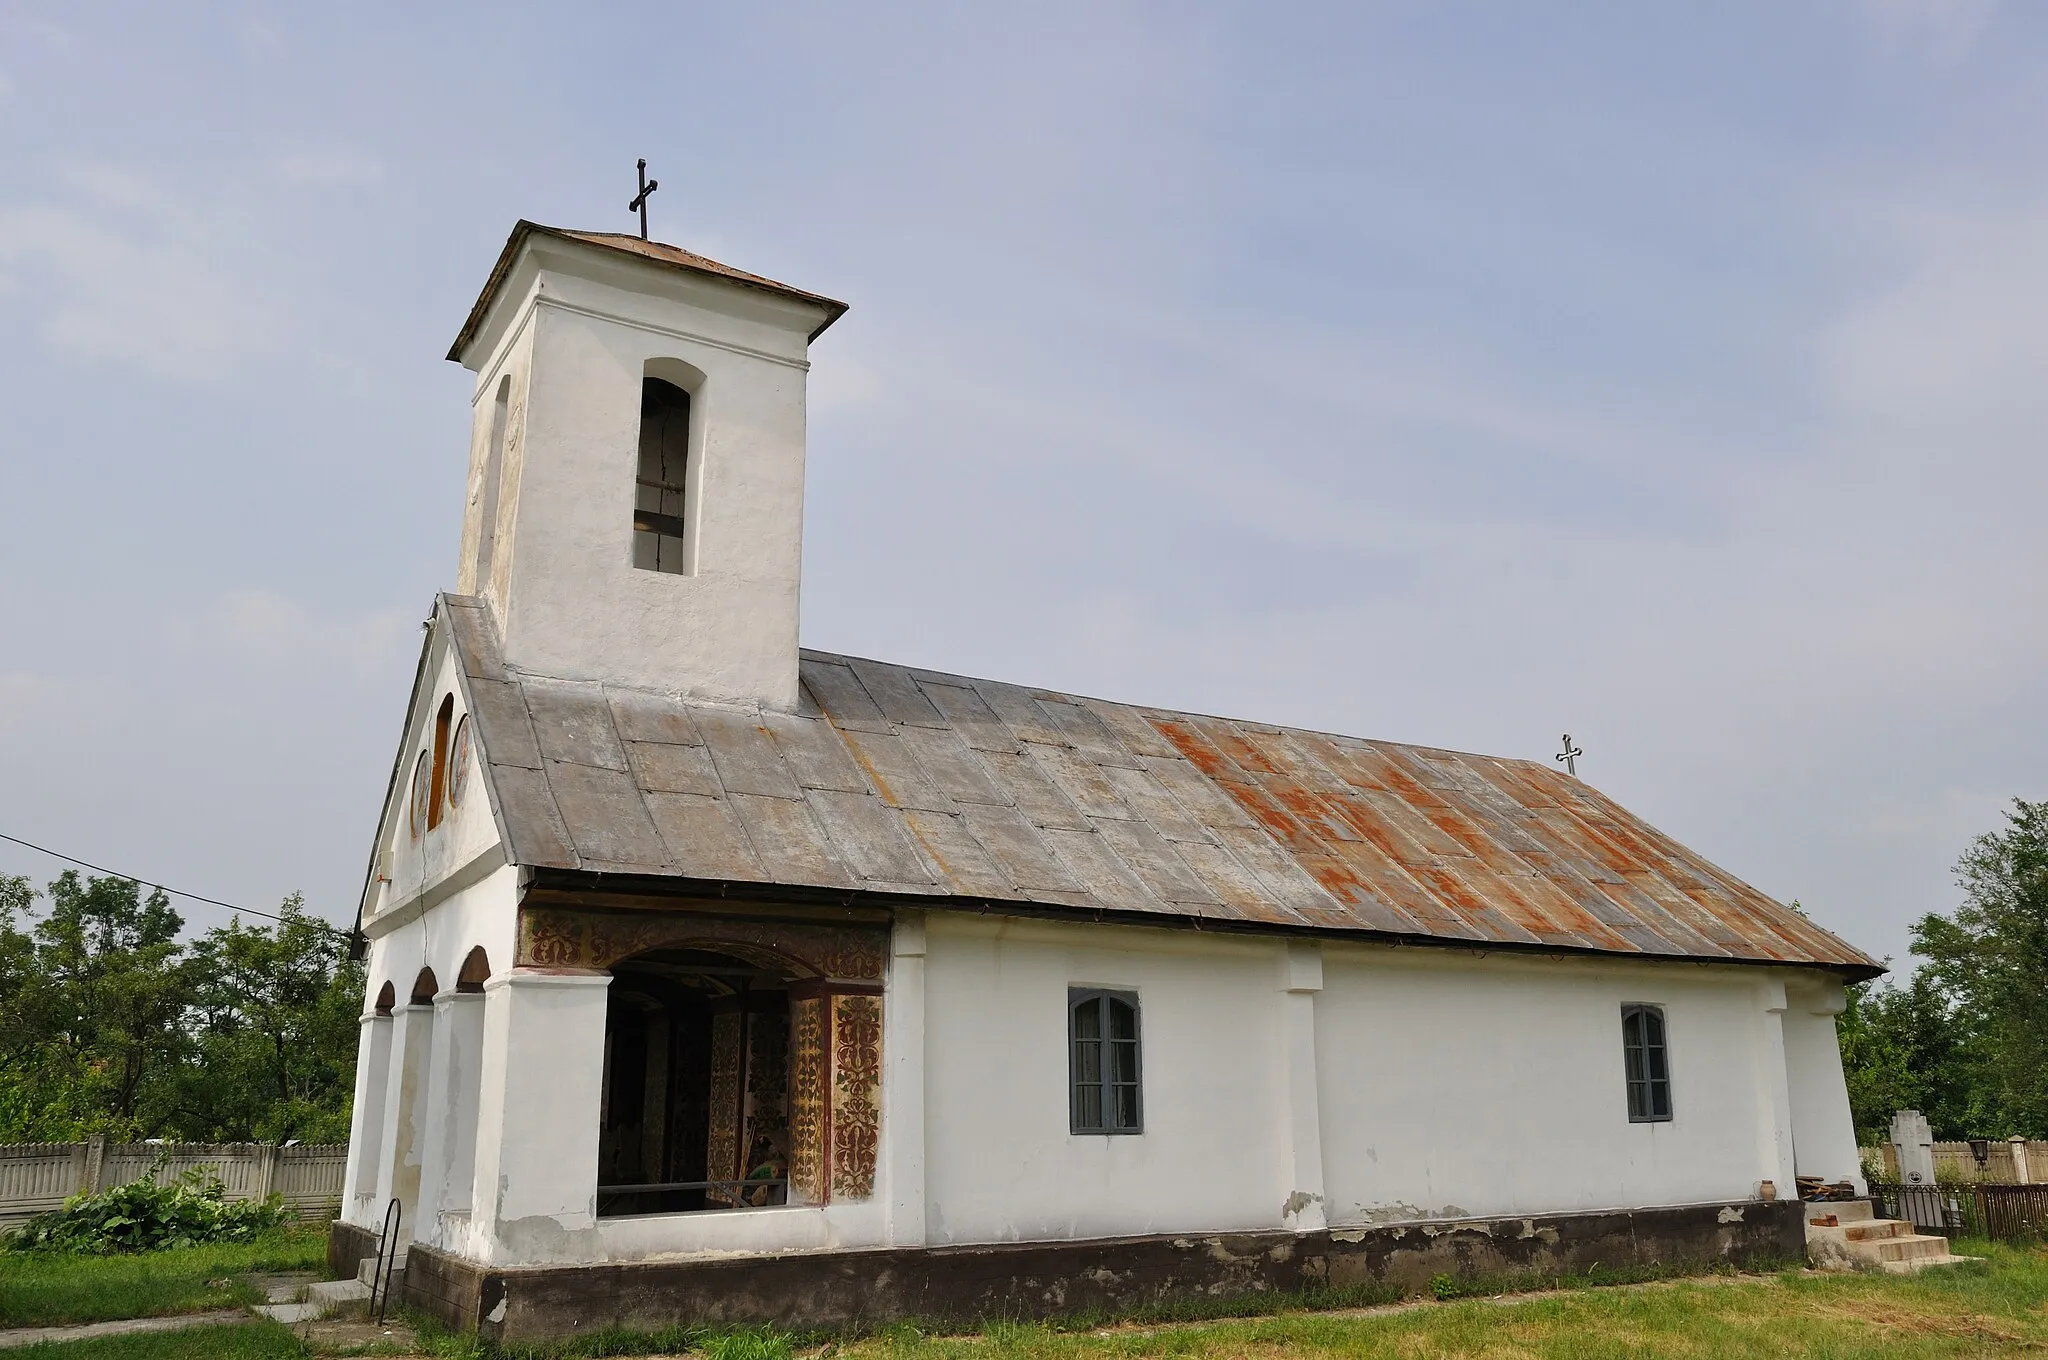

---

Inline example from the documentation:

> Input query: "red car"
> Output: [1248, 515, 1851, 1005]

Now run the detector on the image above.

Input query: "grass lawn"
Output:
[824, 1241, 2048, 1360]
[0, 1224, 328, 1328]
[5, 1239, 2046, 1358]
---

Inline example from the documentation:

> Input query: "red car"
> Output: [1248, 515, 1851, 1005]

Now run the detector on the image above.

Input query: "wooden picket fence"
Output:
[0, 1136, 345, 1230]
[1861, 1140, 2046, 1185]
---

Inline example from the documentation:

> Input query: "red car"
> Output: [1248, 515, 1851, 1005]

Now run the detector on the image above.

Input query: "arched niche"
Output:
[410, 967, 440, 1006]
[456, 946, 491, 993]
[374, 981, 396, 1017]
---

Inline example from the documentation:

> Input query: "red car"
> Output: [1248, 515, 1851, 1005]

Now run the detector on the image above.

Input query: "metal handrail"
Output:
[368, 1197, 401, 1324]
[597, 1178, 787, 1194]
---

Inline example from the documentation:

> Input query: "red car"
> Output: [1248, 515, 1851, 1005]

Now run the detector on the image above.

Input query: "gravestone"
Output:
[1890, 1109, 1936, 1185]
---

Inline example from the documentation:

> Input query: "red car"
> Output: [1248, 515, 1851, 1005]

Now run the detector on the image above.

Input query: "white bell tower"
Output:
[446, 221, 846, 711]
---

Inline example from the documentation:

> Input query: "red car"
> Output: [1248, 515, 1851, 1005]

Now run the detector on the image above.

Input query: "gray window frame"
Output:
[1621, 1003, 1673, 1123]
[1069, 987, 1143, 1135]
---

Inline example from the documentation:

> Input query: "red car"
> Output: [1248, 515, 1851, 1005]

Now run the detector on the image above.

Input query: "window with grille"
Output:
[1622, 1004, 1672, 1122]
[633, 376, 692, 573]
[1070, 989, 1142, 1134]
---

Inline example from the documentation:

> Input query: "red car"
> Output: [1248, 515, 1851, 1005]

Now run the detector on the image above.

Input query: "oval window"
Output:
[447, 714, 472, 809]
[410, 750, 432, 841]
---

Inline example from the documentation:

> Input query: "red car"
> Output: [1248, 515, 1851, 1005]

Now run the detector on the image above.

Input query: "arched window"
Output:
[632, 376, 692, 574]
[411, 967, 440, 1006]
[428, 695, 454, 831]
[409, 752, 431, 841]
[456, 946, 490, 993]
[474, 374, 510, 587]
[1070, 988, 1142, 1134]
[1621, 1004, 1673, 1122]
[374, 981, 396, 1016]
[446, 714, 471, 811]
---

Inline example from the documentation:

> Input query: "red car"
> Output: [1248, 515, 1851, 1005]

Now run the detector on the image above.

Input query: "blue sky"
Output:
[2, 1, 2042, 971]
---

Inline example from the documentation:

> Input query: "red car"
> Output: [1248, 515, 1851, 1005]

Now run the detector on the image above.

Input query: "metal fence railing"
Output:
[1868, 1181, 1969, 1235]
[1869, 1180, 2048, 1242]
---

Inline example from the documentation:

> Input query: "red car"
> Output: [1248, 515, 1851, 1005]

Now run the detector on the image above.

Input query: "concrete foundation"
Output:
[349, 1198, 1804, 1342]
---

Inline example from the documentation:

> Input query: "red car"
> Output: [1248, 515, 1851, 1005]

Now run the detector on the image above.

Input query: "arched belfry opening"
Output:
[599, 946, 799, 1217]
[632, 372, 694, 575]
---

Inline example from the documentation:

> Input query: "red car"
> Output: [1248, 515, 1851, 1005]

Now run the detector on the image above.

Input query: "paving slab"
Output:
[0, 1310, 247, 1350]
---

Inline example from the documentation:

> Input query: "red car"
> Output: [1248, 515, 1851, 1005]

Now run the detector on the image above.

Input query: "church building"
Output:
[335, 221, 1882, 1341]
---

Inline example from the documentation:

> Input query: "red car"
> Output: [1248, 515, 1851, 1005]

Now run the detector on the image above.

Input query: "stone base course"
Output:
[334, 1199, 1803, 1343]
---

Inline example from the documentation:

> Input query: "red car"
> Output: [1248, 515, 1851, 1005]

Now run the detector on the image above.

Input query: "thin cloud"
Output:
[0, 174, 274, 382]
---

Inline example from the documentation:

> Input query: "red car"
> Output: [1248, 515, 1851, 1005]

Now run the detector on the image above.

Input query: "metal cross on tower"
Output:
[629, 159, 660, 241]
[1555, 734, 1583, 778]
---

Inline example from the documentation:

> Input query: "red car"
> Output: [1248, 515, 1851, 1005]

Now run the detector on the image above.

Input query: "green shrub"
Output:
[2, 1159, 289, 1254]
[1429, 1272, 1459, 1301]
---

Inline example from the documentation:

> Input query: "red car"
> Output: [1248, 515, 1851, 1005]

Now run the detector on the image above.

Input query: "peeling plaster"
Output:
[1717, 1205, 1746, 1223]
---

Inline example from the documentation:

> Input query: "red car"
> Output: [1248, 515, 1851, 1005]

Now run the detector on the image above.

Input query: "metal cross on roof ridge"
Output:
[629, 159, 659, 241]
[1555, 733, 1583, 778]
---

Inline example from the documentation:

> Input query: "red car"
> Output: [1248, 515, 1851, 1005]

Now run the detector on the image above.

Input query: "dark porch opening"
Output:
[598, 947, 793, 1217]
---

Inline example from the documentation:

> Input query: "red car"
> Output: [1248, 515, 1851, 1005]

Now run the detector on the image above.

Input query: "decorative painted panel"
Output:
[742, 1010, 790, 1201]
[519, 907, 885, 980]
[788, 996, 829, 1204]
[704, 1011, 744, 1206]
[829, 994, 883, 1200]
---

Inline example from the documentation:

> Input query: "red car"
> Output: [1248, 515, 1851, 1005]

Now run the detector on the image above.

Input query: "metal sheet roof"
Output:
[447, 221, 850, 363]
[440, 596, 1879, 975]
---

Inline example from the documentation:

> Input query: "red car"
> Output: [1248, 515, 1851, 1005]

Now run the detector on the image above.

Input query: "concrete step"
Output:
[308, 1279, 373, 1319]
[1804, 1210, 1959, 1274]
[1806, 1199, 1875, 1225]
[1843, 1219, 1912, 1242]
[251, 1277, 373, 1325]
[356, 1248, 407, 1287]
[1880, 1253, 1982, 1275]
[1873, 1234, 1953, 1264]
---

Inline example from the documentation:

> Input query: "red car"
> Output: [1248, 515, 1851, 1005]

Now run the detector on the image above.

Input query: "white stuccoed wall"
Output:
[364, 632, 508, 939]
[347, 894, 1862, 1263]
[451, 237, 835, 710]
[1781, 978, 1865, 1190]
[1314, 948, 1796, 1224]
[915, 914, 1844, 1246]
[343, 866, 517, 1240]
[920, 915, 1291, 1243]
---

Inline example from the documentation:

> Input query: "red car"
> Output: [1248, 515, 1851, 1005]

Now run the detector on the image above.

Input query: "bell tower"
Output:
[446, 221, 846, 711]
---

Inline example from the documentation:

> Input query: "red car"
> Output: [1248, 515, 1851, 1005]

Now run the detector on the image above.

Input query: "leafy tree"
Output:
[1913, 798, 2048, 1137]
[13, 872, 190, 1137]
[0, 872, 360, 1144]
[1837, 970, 1991, 1141]
[170, 896, 363, 1142]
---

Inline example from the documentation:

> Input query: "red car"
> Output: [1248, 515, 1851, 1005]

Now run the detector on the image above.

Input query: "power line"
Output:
[0, 830, 349, 939]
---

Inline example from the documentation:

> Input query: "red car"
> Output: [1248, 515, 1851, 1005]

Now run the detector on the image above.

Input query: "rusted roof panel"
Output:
[438, 596, 1880, 975]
